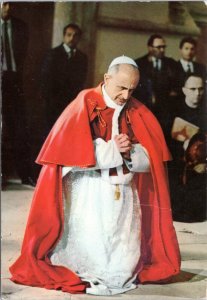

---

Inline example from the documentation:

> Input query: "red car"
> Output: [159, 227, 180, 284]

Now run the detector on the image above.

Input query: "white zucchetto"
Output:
[108, 55, 138, 69]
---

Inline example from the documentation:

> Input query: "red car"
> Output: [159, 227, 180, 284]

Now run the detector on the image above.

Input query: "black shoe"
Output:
[22, 177, 36, 187]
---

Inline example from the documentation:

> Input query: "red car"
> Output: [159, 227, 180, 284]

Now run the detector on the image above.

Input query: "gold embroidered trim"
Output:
[96, 109, 107, 127]
[126, 109, 131, 125]
[114, 184, 121, 200]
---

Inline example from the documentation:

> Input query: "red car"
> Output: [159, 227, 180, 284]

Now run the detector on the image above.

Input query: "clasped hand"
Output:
[114, 133, 132, 160]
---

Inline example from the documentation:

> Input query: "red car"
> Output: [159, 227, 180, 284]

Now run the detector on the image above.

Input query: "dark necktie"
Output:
[186, 63, 192, 74]
[154, 59, 160, 71]
[4, 21, 12, 71]
[68, 48, 74, 59]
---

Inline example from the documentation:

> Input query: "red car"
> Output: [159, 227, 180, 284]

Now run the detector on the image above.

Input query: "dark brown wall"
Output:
[11, 2, 54, 168]
[197, 25, 207, 65]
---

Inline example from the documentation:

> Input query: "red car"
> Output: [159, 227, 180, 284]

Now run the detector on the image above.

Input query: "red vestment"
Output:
[9, 84, 181, 293]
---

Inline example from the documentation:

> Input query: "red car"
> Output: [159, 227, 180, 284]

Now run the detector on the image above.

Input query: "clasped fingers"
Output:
[114, 134, 132, 153]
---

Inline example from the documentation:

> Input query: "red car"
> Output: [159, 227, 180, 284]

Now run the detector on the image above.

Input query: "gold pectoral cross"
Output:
[114, 184, 121, 200]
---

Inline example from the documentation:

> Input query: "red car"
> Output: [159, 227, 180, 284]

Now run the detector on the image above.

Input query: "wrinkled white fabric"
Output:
[92, 138, 123, 169]
[61, 138, 123, 177]
[125, 144, 150, 173]
[50, 170, 142, 295]
[62, 141, 150, 178]
[51, 86, 149, 295]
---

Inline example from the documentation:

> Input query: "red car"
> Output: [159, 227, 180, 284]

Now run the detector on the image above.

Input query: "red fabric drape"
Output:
[10, 164, 87, 293]
[10, 84, 180, 293]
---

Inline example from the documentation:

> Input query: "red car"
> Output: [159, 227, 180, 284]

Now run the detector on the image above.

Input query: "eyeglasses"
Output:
[152, 45, 167, 49]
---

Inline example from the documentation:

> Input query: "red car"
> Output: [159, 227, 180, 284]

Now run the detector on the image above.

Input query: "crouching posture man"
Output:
[10, 56, 180, 295]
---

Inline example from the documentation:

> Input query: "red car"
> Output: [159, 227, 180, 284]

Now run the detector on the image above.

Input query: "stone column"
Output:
[52, 2, 74, 47]
[79, 2, 99, 85]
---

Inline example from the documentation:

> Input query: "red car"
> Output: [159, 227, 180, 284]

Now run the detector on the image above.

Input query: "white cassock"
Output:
[50, 86, 150, 295]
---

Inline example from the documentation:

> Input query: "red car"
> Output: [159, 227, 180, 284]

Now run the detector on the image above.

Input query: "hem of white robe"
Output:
[85, 282, 137, 295]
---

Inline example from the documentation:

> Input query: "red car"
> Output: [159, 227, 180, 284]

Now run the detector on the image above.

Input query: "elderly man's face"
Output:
[148, 38, 166, 59]
[104, 64, 140, 106]
[182, 76, 204, 108]
[180, 42, 196, 61]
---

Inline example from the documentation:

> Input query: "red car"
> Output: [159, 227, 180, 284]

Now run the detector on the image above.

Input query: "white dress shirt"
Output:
[180, 59, 194, 73]
[151, 56, 162, 70]
[63, 43, 76, 58]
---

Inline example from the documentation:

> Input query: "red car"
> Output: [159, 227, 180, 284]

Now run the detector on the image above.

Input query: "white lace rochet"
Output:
[50, 86, 150, 295]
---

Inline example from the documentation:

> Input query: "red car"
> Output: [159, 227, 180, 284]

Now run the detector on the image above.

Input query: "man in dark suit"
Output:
[174, 36, 206, 100]
[168, 74, 206, 222]
[133, 34, 176, 136]
[40, 23, 88, 134]
[1, 2, 35, 188]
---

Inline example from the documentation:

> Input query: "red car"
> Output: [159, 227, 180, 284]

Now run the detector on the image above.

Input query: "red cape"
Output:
[10, 84, 180, 293]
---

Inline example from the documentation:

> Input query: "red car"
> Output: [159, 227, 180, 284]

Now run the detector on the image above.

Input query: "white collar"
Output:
[151, 56, 160, 62]
[102, 85, 126, 112]
[151, 56, 162, 70]
[1, 18, 11, 25]
[180, 59, 193, 67]
[63, 43, 76, 54]
[180, 59, 194, 72]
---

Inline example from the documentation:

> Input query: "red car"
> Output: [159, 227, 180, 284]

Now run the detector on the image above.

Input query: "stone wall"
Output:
[51, 1, 206, 86]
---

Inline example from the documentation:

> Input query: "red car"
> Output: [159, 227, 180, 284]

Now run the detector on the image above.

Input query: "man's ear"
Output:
[104, 73, 111, 85]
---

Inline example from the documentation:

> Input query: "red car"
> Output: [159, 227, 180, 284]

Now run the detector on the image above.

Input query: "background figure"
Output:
[174, 36, 206, 102]
[40, 23, 88, 135]
[168, 74, 206, 222]
[1, 2, 35, 188]
[133, 34, 176, 136]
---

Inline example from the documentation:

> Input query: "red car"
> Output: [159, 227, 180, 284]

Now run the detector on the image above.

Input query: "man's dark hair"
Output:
[183, 72, 203, 86]
[147, 34, 164, 47]
[63, 23, 82, 36]
[179, 37, 197, 49]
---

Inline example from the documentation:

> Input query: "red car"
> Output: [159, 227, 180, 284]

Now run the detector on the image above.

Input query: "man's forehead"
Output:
[182, 42, 195, 49]
[185, 76, 203, 87]
[65, 27, 79, 34]
[153, 38, 165, 45]
[114, 70, 139, 87]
